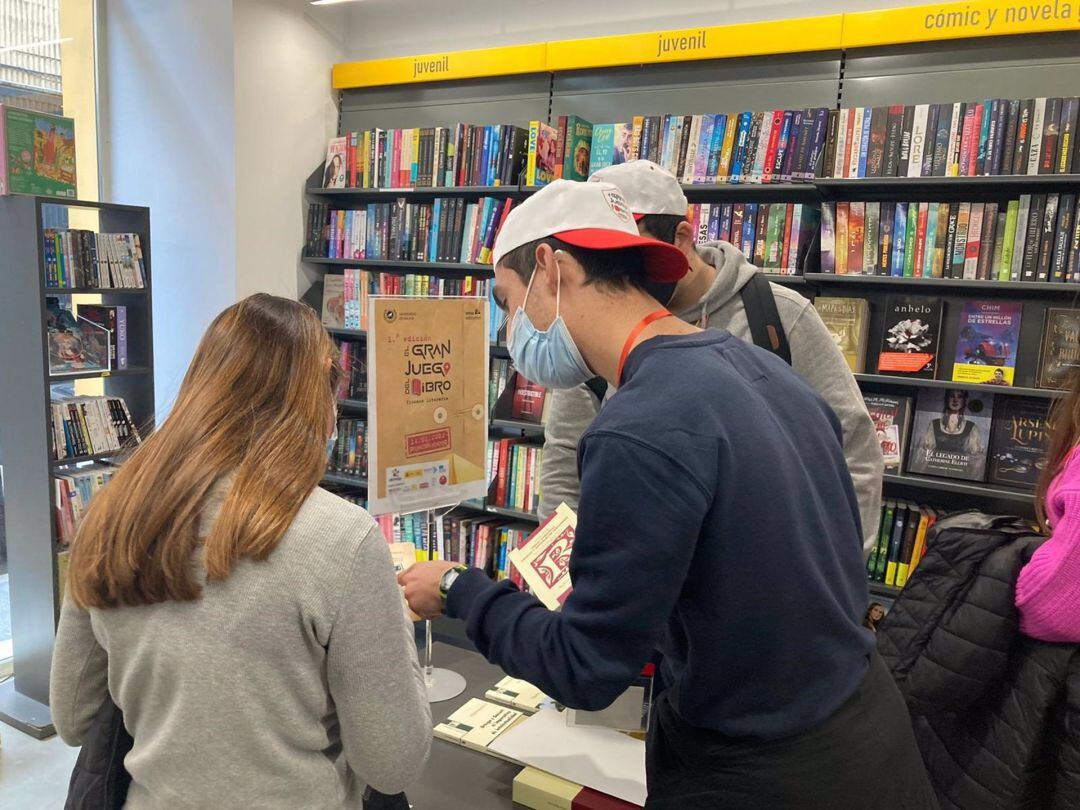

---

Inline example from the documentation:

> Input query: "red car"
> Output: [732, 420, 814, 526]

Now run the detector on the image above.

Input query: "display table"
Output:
[405, 641, 525, 809]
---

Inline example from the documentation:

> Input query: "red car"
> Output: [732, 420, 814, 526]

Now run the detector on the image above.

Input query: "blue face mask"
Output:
[507, 260, 594, 390]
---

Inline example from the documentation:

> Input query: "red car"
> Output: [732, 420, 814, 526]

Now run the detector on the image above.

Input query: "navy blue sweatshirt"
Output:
[447, 331, 874, 739]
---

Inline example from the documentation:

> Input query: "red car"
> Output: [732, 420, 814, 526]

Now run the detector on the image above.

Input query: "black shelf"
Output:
[882, 472, 1033, 503]
[869, 582, 903, 599]
[51, 450, 124, 468]
[322, 472, 368, 488]
[816, 174, 1080, 199]
[44, 287, 148, 295]
[680, 182, 820, 202]
[491, 418, 545, 435]
[304, 256, 492, 273]
[327, 326, 366, 338]
[49, 365, 152, 382]
[854, 374, 1063, 400]
[760, 274, 809, 286]
[803, 273, 1080, 295]
[338, 398, 367, 413]
[484, 504, 540, 523]
[307, 184, 532, 199]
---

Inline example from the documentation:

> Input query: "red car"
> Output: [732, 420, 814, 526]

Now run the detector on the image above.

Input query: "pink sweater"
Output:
[1016, 446, 1080, 642]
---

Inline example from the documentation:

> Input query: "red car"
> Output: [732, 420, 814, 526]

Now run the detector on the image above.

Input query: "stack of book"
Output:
[306, 197, 514, 265]
[868, 501, 940, 590]
[329, 417, 366, 477]
[487, 438, 543, 515]
[54, 465, 115, 546]
[50, 396, 140, 460]
[323, 125, 528, 189]
[821, 194, 1080, 281]
[321, 268, 490, 332]
[825, 97, 1079, 180]
[334, 338, 366, 401]
[42, 229, 147, 289]
[689, 201, 819, 274]
[441, 512, 535, 581]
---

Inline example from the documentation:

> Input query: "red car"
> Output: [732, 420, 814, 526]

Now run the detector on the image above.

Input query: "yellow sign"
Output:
[332, 3, 1080, 90]
[332, 43, 547, 89]
[367, 296, 489, 515]
[842, 0, 1080, 48]
[546, 16, 844, 72]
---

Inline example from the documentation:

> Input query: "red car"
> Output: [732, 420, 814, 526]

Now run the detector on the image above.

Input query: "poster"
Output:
[367, 296, 489, 515]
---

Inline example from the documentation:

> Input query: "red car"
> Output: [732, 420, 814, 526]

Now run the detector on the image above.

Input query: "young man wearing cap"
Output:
[542, 160, 883, 556]
[398, 180, 935, 808]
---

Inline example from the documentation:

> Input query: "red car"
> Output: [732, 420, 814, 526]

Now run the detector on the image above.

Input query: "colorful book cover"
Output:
[989, 398, 1051, 488]
[1037, 308, 1080, 390]
[891, 202, 908, 276]
[863, 394, 913, 472]
[46, 298, 110, 375]
[907, 387, 995, 482]
[0, 106, 77, 197]
[814, 297, 869, 373]
[588, 124, 616, 176]
[612, 122, 633, 166]
[820, 203, 836, 274]
[563, 116, 594, 182]
[835, 202, 849, 275]
[847, 201, 865, 274]
[952, 301, 1022, 386]
[877, 295, 943, 378]
[323, 136, 348, 188]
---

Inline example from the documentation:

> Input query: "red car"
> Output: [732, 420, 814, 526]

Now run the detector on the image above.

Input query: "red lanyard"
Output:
[617, 309, 673, 385]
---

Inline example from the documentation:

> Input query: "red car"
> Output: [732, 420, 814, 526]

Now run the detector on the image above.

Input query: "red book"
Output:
[495, 438, 510, 506]
[967, 103, 984, 176]
[512, 375, 547, 423]
[780, 204, 794, 270]
[847, 201, 865, 274]
[523, 446, 534, 512]
[761, 110, 785, 184]
[913, 202, 929, 277]
[842, 108, 858, 178]
[554, 116, 568, 180]
[958, 106, 977, 177]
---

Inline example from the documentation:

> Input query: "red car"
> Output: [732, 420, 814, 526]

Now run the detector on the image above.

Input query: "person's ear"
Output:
[534, 243, 560, 297]
[673, 219, 696, 254]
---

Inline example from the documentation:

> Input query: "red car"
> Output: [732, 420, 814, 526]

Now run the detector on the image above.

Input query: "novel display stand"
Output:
[422, 508, 466, 702]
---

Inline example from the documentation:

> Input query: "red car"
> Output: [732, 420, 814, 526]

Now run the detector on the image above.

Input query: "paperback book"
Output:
[507, 503, 577, 610]
[988, 397, 1051, 488]
[433, 698, 527, 762]
[813, 297, 869, 373]
[907, 387, 995, 481]
[876, 296, 943, 379]
[951, 301, 1022, 386]
[46, 298, 110, 375]
[485, 677, 550, 714]
[323, 136, 348, 188]
[863, 394, 913, 472]
[1036, 308, 1080, 389]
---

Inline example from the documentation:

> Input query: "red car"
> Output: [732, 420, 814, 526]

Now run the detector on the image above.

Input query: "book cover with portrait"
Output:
[907, 387, 995, 481]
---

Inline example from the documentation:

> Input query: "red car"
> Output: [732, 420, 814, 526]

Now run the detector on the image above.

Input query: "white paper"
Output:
[488, 707, 646, 806]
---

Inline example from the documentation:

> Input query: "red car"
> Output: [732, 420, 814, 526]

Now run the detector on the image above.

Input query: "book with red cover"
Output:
[761, 110, 785, 184]
[912, 203, 929, 278]
[512, 375, 547, 424]
[847, 202, 865, 274]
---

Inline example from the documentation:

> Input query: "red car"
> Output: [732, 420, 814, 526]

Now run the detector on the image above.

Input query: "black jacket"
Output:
[877, 511, 1080, 810]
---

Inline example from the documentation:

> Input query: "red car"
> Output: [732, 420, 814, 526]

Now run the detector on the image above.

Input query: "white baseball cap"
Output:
[589, 160, 688, 219]
[492, 179, 688, 283]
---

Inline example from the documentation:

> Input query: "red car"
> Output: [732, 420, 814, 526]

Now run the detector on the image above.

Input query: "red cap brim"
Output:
[552, 227, 689, 283]
[633, 212, 647, 221]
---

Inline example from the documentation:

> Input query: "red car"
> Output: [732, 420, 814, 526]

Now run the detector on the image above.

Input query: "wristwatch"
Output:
[439, 564, 468, 602]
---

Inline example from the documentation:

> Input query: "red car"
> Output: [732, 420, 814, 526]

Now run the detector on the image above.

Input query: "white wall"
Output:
[233, 0, 344, 300]
[338, 0, 909, 60]
[98, 0, 238, 414]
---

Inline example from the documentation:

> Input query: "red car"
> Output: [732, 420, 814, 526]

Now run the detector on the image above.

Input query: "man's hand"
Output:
[397, 560, 458, 620]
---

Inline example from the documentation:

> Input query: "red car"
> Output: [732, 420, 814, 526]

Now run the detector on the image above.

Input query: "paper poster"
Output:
[367, 296, 489, 515]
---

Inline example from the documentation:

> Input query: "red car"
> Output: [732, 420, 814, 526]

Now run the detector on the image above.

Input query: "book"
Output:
[513, 766, 643, 810]
[813, 297, 869, 373]
[512, 375, 548, 424]
[988, 398, 1051, 488]
[951, 301, 1022, 386]
[0, 105, 77, 198]
[864, 394, 913, 472]
[877, 296, 943, 379]
[486, 676, 550, 714]
[527, 121, 559, 186]
[323, 136, 348, 188]
[907, 387, 995, 482]
[1037, 308, 1080, 390]
[433, 698, 527, 761]
[46, 298, 111, 375]
[321, 274, 346, 328]
[76, 304, 128, 370]
[508, 503, 577, 610]
[589, 124, 616, 175]
[562, 117, 594, 182]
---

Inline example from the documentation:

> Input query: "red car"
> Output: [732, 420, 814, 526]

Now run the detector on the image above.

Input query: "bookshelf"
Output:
[0, 196, 154, 738]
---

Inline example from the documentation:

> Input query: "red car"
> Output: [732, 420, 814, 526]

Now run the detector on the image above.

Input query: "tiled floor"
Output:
[0, 724, 78, 808]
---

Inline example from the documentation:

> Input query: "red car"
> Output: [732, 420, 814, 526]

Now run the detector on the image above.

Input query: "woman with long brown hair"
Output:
[50, 294, 431, 807]
[1017, 372, 1080, 642]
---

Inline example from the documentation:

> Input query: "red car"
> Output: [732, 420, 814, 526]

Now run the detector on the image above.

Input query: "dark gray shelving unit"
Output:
[0, 196, 154, 738]
[854, 374, 1064, 401]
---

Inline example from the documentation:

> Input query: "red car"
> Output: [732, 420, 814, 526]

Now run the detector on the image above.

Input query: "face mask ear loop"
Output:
[554, 252, 562, 319]
[511, 266, 540, 346]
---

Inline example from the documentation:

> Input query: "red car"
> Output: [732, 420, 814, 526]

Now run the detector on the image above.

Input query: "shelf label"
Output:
[332, 43, 547, 89]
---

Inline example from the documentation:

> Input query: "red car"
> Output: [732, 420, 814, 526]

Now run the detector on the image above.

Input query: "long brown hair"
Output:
[1036, 371, 1080, 530]
[69, 294, 342, 608]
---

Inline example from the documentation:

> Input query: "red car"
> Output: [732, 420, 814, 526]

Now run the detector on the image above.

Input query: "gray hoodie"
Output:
[539, 241, 883, 556]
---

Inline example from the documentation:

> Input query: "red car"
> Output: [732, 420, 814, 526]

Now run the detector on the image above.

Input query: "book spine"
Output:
[990, 211, 1007, 280]
[1040, 98, 1062, 174]
[1067, 202, 1080, 282]
[821, 108, 839, 179]
[983, 101, 998, 175]
[958, 104, 977, 176]
[1011, 195, 1032, 281]
[883, 105, 904, 177]
[920, 103, 939, 177]
[1027, 98, 1047, 175]
[1051, 194, 1074, 281]
[847, 107, 865, 179]
[897, 105, 915, 177]
[1037, 194, 1060, 281]
[878, 202, 894, 275]
[912, 203, 928, 277]
[972, 101, 989, 176]
[779, 109, 800, 183]
[1021, 194, 1046, 280]
[903, 203, 918, 277]
[857, 106, 872, 179]
[718, 113, 739, 180]
[865, 202, 880, 275]
[1059, 97, 1079, 174]
[1000, 99, 1020, 175]
[952, 202, 971, 277]
[891, 203, 906, 275]
[963, 203, 984, 279]
[750, 112, 772, 183]
[908, 104, 929, 177]
[921, 202, 938, 278]
[978, 202, 998, 280]
[1000, 199, 1021, 280]
[834, 108, 851, 178]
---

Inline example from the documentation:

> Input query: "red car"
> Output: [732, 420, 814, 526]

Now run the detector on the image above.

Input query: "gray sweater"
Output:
[50, 486, 431, 809]
[540, 241, 883, 555]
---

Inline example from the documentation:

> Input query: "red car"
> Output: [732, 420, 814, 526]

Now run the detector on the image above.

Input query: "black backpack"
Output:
[65, 696, 133, 810]
[585, 272, 791, 402]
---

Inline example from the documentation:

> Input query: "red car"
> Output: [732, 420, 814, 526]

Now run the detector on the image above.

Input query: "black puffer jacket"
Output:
[877, 511, 1080, 810]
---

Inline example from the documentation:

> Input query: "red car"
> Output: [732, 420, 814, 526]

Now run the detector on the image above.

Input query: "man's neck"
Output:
[665, 249, 718, 315]
[569, 289, 700, 386]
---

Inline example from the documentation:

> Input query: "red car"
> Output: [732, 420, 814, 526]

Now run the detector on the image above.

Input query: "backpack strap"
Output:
[585, 376, 609, 405]
[739, 272, 792, 365]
